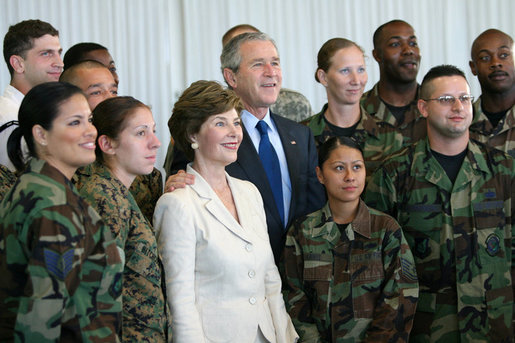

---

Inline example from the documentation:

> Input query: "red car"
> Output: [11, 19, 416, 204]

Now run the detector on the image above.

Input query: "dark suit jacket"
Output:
[168, 112, 326, 261]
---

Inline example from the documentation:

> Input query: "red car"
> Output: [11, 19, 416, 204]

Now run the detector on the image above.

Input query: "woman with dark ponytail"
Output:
[0, 82, 123, 341]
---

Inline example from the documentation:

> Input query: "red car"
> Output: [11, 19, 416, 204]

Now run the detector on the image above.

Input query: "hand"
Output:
[165, 170, 195, 192]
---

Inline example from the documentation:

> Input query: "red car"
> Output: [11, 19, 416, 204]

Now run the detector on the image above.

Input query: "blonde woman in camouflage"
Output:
[0, 82, 123, 341]
[76, 96, 170, 342]
[303, 38, 404, 179]
[281, 136, 419, 342]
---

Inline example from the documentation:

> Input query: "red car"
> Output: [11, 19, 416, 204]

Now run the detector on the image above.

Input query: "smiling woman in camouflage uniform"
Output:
[281, 136, 419, 342]
[0, 82, 123, 342]
[76, 96, 169, 342]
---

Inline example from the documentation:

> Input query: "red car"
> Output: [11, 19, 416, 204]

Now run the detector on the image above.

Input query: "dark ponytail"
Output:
[7, 126, 25, 172]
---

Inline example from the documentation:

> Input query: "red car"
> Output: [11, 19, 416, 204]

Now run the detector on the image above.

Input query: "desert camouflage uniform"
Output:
[74, 165, 162, 223]
[469, 97, 515, 158]
[302, 104, 404, 178]
[78, 161, 169, 342]
[0, 164, 16, 201]
[271, 87, 313, 122]
[361, 83, 427, 146]
[364, 138, 515, 342]
[0, 158, 123, 342]
[281, 199, 419, 342]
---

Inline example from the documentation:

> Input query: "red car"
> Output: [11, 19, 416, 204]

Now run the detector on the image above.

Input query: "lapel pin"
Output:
[291, 141, 296, 145]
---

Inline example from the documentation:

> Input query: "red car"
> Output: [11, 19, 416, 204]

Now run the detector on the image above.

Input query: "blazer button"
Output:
[249, 297, 256, 305]
[245, 243, 253, 252]
[248, 270, 256, 278]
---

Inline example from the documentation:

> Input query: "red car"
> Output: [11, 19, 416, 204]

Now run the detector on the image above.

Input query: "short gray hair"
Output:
[220, 32, 279, 76]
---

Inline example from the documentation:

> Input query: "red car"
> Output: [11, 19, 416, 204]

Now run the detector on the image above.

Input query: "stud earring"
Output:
[191, 142, 199, 150]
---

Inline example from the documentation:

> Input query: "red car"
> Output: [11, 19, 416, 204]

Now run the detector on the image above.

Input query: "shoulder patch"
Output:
[44, 248, 75, 280]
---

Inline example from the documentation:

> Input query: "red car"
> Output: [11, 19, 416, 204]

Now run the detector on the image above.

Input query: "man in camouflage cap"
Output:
[469, 28, 515, 158]
[361, 20, 426, 146]
[365, 64, 514, 342]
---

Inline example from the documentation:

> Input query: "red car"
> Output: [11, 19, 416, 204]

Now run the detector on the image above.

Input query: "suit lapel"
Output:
[188, 166, 252, 243]
[271, 113, 300, 224]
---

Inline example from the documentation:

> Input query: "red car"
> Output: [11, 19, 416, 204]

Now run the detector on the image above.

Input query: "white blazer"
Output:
[154, 165, 298, 343]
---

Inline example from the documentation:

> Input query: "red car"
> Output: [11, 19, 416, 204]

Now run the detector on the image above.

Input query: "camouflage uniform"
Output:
[364, 138, 515, 342]
[271, 87, 313, 122]
[361, 83, 427, 146]
[0, 164, 16, 201]
[77, 161, 169, 342]
[0, 158, 123, 342]
[129, 168, 163, 223]
[469, 97, 515, 159]
[302, 104, 404, 178]
[74, 165, 163, 223]
[281, 199, 419, 342]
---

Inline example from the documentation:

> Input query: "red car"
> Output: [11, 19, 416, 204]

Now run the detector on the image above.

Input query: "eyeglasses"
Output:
[423, 95, 474, 106]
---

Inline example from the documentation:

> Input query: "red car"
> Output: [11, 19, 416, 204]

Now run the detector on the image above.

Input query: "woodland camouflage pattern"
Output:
[0, 158, 123, 342]
[364, 138, 515, 342]
[0, 164, 16, 201]
[361, 83, 427, 146]
[77, 161, 169, 342]
[281, 200, 419, 342]
[271, 88, 313, 122]
[469, 97, 515, 158]
[74, 165, 163, 223]
[302, 104, 405, 179]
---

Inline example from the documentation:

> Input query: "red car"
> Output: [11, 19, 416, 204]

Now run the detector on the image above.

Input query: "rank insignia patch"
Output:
[44, 248, 74, 280]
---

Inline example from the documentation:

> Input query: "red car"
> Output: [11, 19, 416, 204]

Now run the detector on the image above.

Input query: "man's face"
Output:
[374, 22, 420, 83]
[418, 76, 473, 140]
[470, 31, 515, 95]
[20, 34, 63, 88]
[225, 40, 282, 116]
[83, 49, 119, 86]
[74, 67, 118, 110]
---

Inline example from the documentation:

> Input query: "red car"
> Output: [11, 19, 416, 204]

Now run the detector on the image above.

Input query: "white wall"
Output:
[1, 0, 514, 172]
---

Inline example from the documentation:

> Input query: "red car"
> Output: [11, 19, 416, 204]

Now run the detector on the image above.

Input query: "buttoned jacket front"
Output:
[154, 165, 297, 343]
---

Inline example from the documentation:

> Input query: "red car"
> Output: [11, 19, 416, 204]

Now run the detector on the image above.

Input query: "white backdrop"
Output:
[1, 0, 514, 173]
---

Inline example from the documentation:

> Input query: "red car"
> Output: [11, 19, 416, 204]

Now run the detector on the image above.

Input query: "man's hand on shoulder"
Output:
[164, 170, 195, 192]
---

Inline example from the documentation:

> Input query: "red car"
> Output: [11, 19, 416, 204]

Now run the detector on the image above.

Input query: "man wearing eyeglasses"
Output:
[365, 65, 514, 342]
[469, 29, 515, 158]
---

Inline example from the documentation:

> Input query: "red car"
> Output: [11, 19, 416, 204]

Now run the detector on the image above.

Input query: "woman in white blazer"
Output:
[154, 80, 298, 343]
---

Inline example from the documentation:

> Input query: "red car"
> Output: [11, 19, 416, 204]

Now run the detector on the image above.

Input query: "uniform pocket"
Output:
[351, 253, 383, 319]
[303, 255, 332, 319]
[125, 246, 162, 286]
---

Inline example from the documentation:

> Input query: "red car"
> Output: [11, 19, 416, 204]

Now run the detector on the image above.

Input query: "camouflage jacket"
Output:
[302, 104, 404, 178]
[74, 165, 162, 223]
[364, 138, 515, 342]
[469, 97, 515, 159]
[78, 161, 169, 342]
[271, 87, 313, 122]
[0, 158, 123, 342]
[0, 164, 16, 202]
[360, 83, 427, 146]
[281, 200, 419, 342]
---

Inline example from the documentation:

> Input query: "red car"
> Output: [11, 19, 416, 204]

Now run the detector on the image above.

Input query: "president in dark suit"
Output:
[166, 32, 325, 261]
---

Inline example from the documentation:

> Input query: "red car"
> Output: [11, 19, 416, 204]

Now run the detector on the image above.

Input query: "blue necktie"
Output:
[256, 120, 284, 226]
